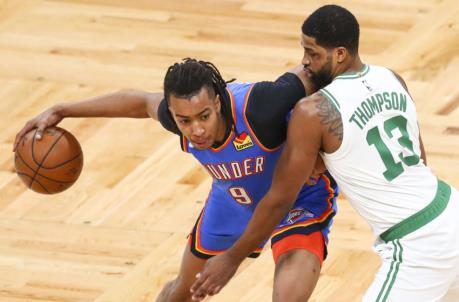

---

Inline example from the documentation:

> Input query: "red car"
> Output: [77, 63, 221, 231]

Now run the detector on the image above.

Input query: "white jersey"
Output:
[320, 64, 437, 237]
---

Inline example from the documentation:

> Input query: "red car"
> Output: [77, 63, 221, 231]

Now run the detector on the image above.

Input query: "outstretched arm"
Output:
[190, 93, 325, 300]
[13, 90, 163, 150]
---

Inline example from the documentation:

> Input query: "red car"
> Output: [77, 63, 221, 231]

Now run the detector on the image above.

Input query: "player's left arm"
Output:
[190, 94, 323, 300]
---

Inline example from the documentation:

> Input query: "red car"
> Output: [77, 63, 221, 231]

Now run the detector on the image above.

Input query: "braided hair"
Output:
[164, 58, 234, 129]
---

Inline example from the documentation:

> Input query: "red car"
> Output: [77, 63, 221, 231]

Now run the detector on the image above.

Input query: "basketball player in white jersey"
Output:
[191, 5, 459, 302]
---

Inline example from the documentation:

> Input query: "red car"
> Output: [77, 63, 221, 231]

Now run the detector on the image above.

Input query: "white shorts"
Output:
[363, 183, 459, 302]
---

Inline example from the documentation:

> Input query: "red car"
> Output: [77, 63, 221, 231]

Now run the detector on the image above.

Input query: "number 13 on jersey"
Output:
[366, 115, 420, 181]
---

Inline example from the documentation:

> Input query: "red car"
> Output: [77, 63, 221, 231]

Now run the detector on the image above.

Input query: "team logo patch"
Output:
[286, 208, 314, 224]
[233, 132, 254, 151]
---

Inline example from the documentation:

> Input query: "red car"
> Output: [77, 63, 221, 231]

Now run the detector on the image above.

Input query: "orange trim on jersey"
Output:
[271, 174, 336, 237]
[182, 129, 233, 154]
[242, 84, 283, 153]
[226, 86, 237, 125]
[193, 203, 263, 256]
[181, 135, 189, 153]
[194, 207, 223, 255]
[208, 130, 235, 153]
[208, 87, 237, 153]
[271, 232, 325, 264]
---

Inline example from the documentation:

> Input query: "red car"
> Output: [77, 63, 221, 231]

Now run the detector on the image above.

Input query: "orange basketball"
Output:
[14, 126, 83, 194]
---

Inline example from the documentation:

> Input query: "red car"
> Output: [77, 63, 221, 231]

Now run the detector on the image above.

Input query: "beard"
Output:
[305, 52, 334, 89]
[310, 61, 333, 89]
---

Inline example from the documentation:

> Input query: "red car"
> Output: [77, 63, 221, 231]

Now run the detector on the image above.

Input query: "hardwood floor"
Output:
[0, 1, 458, 301]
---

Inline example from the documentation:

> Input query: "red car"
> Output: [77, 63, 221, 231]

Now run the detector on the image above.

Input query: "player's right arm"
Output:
[13, 90, 163, 151]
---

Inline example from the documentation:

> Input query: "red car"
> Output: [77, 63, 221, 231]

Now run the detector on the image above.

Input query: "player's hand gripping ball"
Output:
[14, 127, 83, 194]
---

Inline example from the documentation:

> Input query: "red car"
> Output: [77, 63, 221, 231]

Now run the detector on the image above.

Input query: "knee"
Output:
[276, 249, 321, 274]
[273, 250, 321, 302]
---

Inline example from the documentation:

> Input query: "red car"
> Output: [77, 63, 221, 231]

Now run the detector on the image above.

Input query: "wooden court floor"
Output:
[0, 0, 458, 301]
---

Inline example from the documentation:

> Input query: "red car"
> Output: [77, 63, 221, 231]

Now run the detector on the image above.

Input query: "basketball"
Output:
[14, 126, 83, 194]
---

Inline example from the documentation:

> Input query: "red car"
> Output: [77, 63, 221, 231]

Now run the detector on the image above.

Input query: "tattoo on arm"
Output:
[316, 93, 343, 141]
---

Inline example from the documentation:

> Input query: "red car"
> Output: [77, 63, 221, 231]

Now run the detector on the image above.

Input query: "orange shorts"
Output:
[271, 231, 325, 264]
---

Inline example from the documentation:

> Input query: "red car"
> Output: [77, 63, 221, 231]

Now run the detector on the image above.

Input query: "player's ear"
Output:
[335, 47, 347, 64]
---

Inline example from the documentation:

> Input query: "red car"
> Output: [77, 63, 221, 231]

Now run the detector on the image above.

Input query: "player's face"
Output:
[301, 34, 334, 89]
[169, 87, 225, 150]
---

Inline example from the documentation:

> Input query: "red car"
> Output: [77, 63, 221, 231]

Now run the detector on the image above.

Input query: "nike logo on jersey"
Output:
[362, 79, 373, 91]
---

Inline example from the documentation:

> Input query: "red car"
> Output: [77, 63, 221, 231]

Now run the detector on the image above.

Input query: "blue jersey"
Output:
[183, 82, 338, 258]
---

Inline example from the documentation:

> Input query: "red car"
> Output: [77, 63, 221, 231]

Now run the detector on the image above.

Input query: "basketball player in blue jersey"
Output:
[14, 58, 338, 301]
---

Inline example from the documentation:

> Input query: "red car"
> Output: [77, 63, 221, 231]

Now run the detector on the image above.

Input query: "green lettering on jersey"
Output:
[367, 96, 382, 114]
[350, 91, 409, 130]
[382, 92, 392, 110]
[349, 113, 364, 130]
[399, 93, 407, 112]
[362, 102, 374, 120]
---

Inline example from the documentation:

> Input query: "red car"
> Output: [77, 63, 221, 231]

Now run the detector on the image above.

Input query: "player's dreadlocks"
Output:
[164, 58, 234, 129]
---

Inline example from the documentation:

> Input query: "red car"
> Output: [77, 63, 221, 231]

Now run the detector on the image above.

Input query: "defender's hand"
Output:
[13, 106, 64, 151]
[190, 253, 240, 301]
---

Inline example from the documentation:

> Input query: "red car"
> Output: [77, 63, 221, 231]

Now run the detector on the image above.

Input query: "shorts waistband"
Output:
[380, 179, 451, 242]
